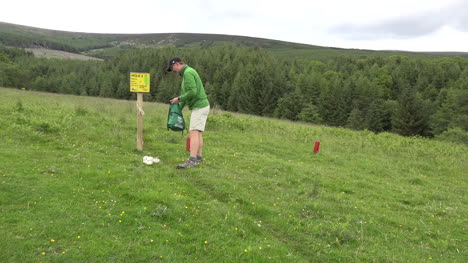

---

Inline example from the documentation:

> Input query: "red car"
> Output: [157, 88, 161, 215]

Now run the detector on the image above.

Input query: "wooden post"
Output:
[130, 72, 150, 152]
[137, 92, 144, 151]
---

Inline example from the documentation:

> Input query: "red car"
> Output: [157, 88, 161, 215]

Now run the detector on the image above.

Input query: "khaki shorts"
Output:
[189, 106, 210, 131]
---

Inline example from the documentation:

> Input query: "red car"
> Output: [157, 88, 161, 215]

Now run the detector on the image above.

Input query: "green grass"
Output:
[0, 87, 466, 262]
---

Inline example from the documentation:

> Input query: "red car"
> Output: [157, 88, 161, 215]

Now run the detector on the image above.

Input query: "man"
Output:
[167, 57, 210, 169]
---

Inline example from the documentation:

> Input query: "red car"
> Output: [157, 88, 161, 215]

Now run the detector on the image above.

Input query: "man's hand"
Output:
[170, 97, 180, 104]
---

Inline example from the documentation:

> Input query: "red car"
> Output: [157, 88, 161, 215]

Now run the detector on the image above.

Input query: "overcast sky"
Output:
[2, 0, 468, 52]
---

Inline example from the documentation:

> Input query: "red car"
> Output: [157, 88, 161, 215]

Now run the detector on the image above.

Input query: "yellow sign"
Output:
[130, 72, 150, 93]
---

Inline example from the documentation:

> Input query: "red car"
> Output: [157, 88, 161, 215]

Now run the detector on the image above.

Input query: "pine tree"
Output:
[99, 73, 114, 98]
[392, 85, 427, 136]
[297, 104, 323, 124]
[318, 72, 350, 127]
[274, 92, 303, 120]
[366, 100, 385, 133]
[347, 108, 366, 130]
[431, 87, 468, 135]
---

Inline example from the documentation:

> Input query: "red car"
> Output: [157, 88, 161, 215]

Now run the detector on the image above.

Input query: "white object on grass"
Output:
[143, 156, 160, 165]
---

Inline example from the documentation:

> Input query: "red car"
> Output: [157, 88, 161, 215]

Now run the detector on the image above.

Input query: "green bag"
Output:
[167, 104, 185, 132]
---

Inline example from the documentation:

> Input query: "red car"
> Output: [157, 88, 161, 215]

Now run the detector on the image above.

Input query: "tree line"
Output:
[1, 45, 467, 144]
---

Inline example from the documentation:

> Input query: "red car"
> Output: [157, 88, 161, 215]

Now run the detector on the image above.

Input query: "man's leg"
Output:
[197, 132, 203, 157]
[177, 106, 208, 169]
[177, 130, 199, 169]
[189, 130, 200, 158]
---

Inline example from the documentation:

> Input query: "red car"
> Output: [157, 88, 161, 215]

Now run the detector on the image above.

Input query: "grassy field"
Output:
[0, 87, 466, 262]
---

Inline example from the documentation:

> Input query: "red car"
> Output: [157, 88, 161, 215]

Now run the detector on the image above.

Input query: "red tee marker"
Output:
[314, 141, 320, 154]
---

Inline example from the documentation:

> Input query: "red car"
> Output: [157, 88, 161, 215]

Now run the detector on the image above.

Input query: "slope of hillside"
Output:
[1, 87, 466, 262]
[2, 21, 467, 61]
[26, 48, 102, 61]
[0, 21, 308, 52]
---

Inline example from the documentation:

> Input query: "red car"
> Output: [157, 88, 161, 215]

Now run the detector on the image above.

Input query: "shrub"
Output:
[435, 128, 468, 145]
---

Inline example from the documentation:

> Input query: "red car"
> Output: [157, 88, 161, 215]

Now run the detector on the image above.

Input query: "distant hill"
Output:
[1, 21, 467, 61]
[0, 21, 317, 52]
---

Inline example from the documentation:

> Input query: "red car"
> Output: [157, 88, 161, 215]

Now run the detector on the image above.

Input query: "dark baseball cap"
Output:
[166, 57, 182, 72]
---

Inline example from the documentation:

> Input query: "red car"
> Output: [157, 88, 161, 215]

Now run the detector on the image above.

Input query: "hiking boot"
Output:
[177, 159, 198, 169]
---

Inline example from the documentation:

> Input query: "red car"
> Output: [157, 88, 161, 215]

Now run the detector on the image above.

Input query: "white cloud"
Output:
[330, 0, 468, 40]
